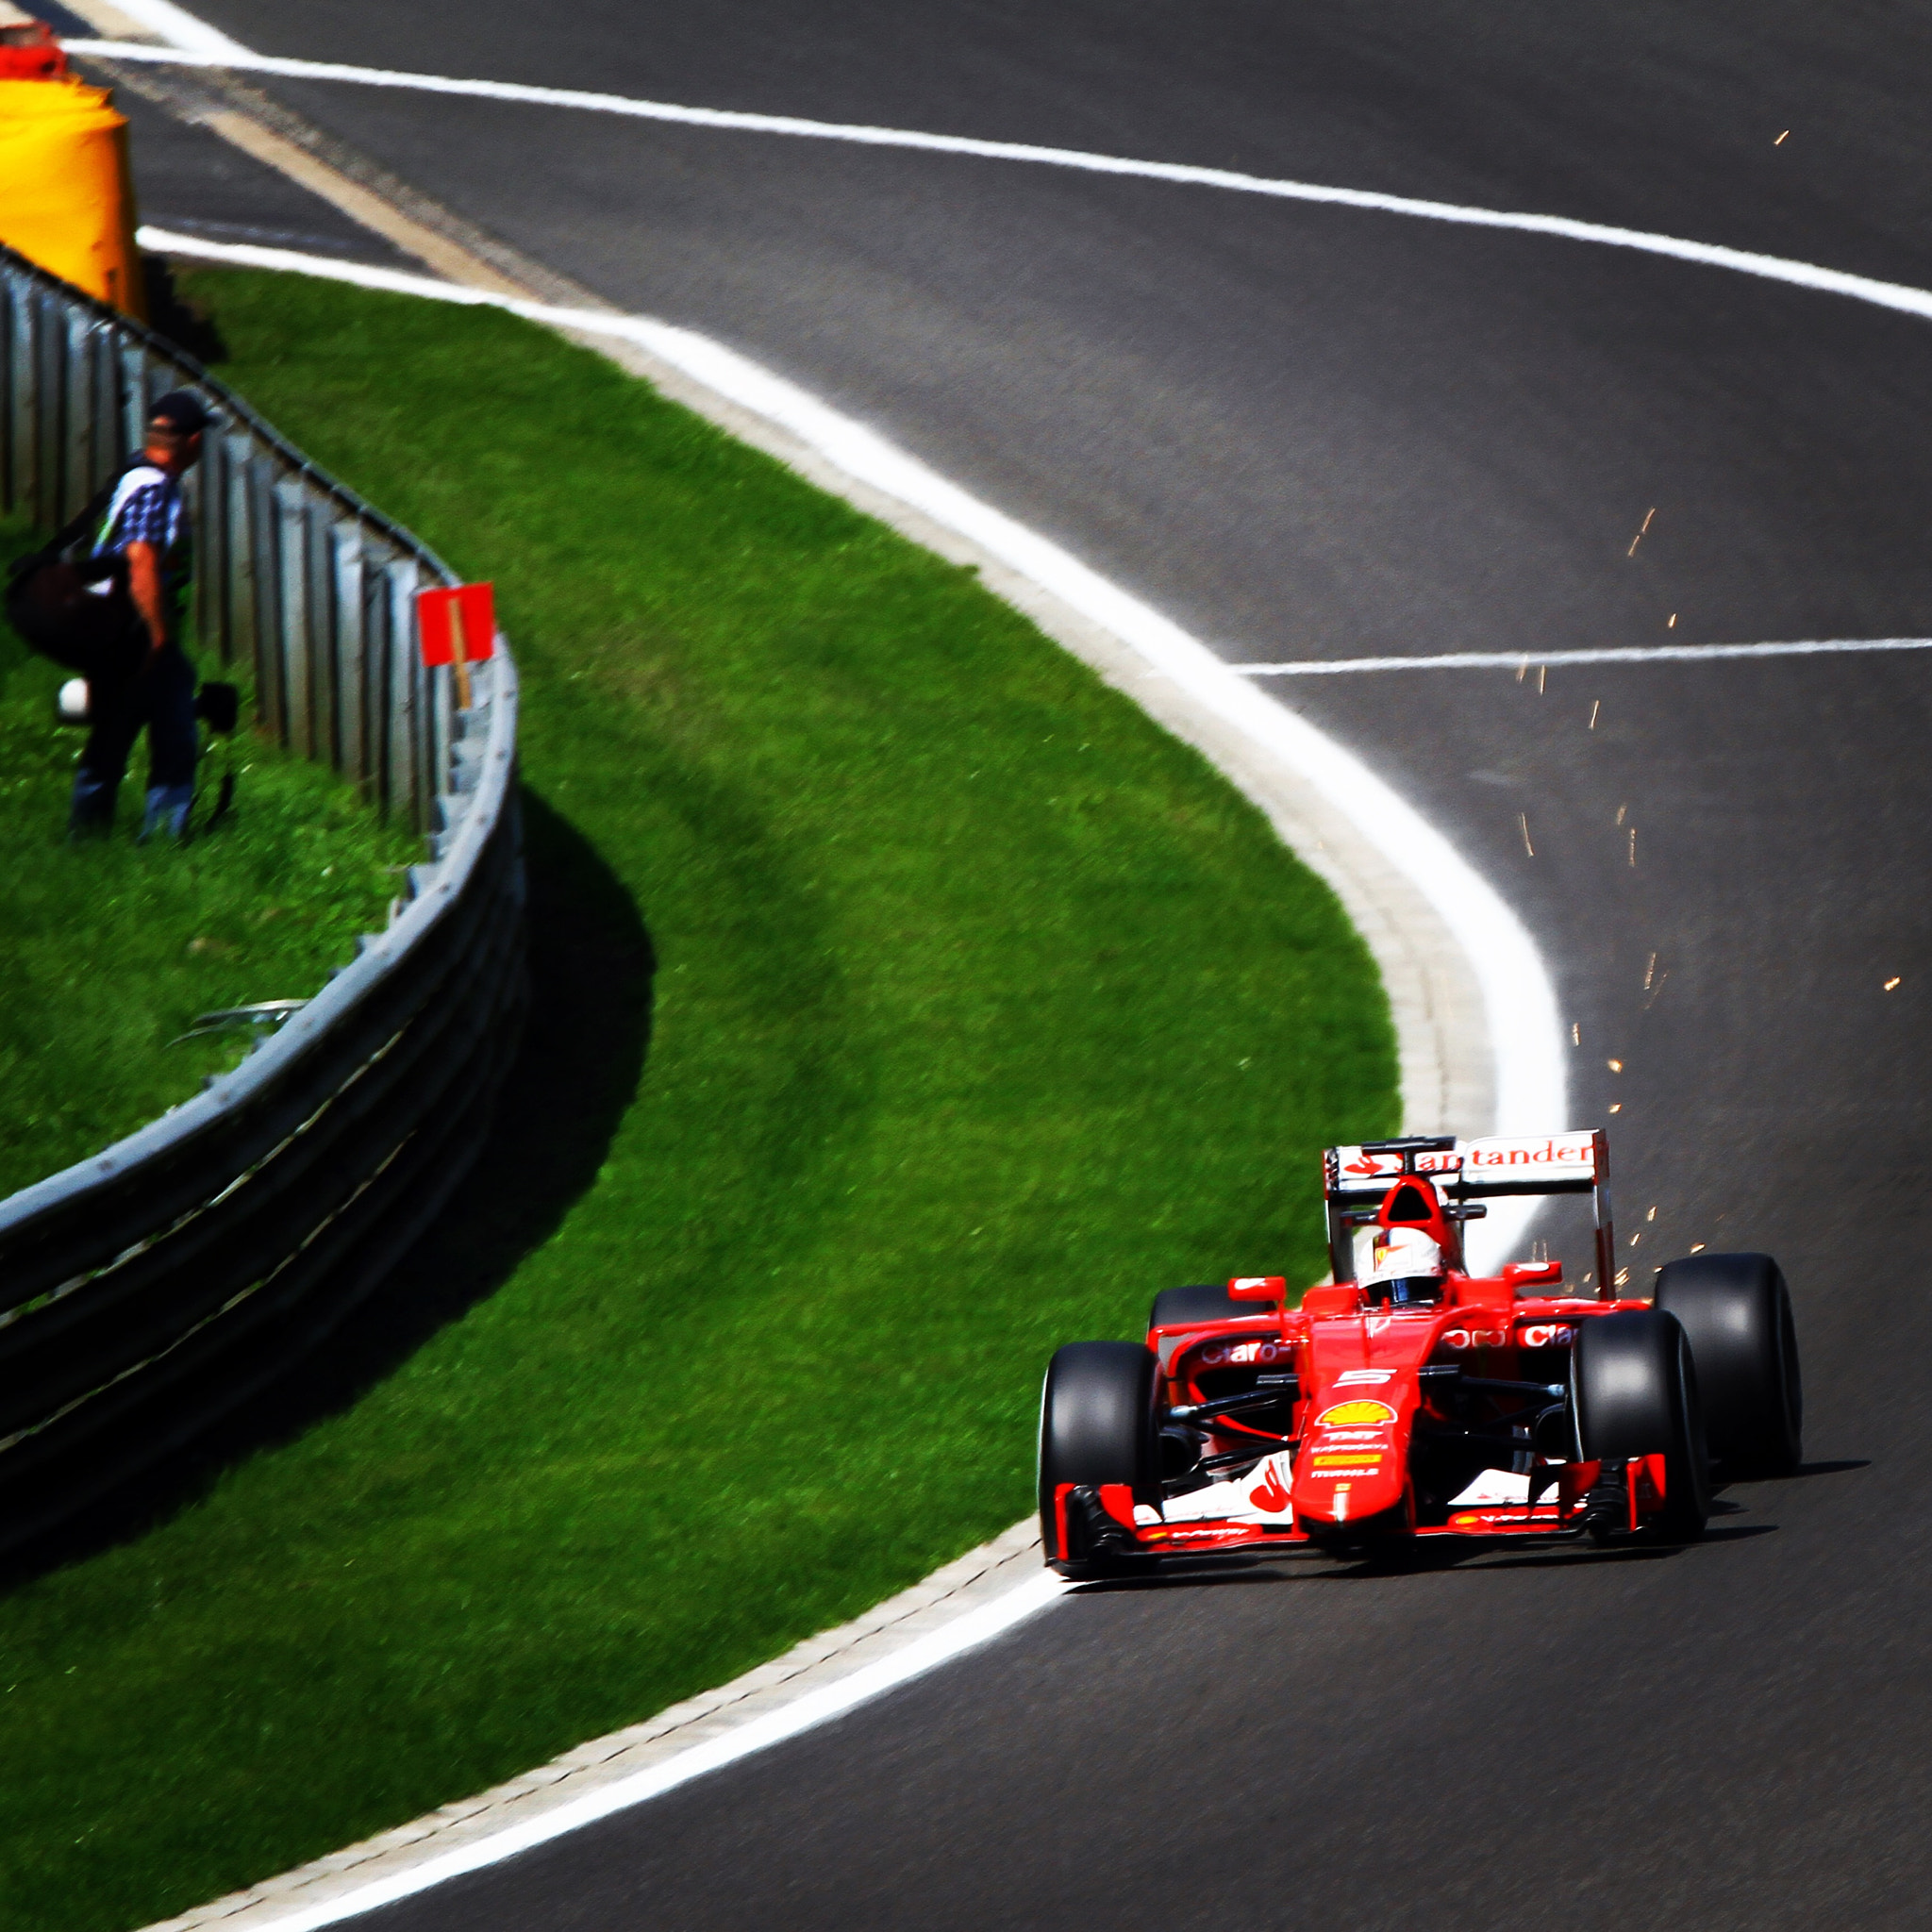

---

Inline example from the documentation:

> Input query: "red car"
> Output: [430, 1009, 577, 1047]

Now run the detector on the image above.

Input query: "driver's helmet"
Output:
[1361, 1224, 1447, 1306]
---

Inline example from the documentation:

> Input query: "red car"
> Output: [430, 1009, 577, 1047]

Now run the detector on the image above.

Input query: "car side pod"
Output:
[1571, 1310, 1710, 1540]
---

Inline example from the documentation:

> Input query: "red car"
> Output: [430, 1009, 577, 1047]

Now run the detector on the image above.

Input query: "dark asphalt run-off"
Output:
[88, 6, 1932, 1925]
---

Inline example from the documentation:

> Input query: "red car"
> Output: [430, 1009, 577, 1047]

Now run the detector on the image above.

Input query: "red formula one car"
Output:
[1039, 1131, 1803, 1575]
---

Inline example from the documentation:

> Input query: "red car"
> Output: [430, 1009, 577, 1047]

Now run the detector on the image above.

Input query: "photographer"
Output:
[69, 390, 208, 840]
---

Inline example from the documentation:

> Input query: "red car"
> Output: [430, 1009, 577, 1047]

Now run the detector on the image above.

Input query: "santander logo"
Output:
[1466, 1137, 1592, 1168]
[1342, 1150, 1459, 1177]
[1248, 1465, 1291, 1513]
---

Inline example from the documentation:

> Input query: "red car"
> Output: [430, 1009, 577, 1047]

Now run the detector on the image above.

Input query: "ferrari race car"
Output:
[1040, 1131, 1803, 1575]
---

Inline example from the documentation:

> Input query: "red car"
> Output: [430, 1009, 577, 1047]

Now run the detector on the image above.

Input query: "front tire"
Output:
[1655, 1252, 1802, 1479]
[1572, 1310, 1710, 1540]
[1038, 1341, 1159, 1575]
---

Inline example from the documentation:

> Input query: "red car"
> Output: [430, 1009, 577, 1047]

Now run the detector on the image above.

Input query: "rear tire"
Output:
[1655, 1252, 1802, 1479]
[1148, 1282, 1250, 1329]
[1038, 1341, 1159, 1574]
[1572, 1310, 1710, 1541]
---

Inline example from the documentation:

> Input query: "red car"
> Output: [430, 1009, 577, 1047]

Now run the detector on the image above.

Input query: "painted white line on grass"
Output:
[143, 220, 1563, 1265]
[245, 1569, 1070, 1929]
[1240, 639, 1932, 675]
[77, 38, 1932, 332]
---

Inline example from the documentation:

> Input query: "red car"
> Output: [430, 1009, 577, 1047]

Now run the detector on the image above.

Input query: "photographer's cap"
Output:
[150, 390, 213, 434]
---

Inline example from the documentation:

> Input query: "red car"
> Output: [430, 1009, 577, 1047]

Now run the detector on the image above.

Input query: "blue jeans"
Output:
[69, 643, 198, 838]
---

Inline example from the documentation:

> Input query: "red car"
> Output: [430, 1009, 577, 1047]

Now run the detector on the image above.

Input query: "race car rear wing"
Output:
[1323, 1131, 1615, 1299]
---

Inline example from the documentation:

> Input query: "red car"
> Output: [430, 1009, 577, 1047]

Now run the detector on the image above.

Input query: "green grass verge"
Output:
[0, 516, 423, 1199]
[0, 269, 1397, 1932]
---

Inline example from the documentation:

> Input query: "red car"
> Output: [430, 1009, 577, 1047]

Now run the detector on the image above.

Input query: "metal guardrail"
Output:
[0, 240, 526, 1552]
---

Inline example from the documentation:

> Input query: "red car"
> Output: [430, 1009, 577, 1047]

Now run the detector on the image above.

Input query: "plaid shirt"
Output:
[93, 464, 193, 630]
[96, 465, 191, 579]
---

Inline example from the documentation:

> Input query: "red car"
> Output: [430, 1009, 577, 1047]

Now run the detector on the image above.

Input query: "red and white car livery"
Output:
[1039, 1132, 1804, 1574]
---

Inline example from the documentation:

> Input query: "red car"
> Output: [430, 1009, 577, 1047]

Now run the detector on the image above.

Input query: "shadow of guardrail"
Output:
[0, 790, 647, 1589]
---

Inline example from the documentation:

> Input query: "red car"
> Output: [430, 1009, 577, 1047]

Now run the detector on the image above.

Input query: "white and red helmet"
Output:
[1352, 1174, 1459, 1303]
[1362, 1223, 1446, 1289]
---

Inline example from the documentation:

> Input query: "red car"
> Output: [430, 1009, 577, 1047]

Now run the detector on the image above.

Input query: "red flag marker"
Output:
[416, 582, 495, 710]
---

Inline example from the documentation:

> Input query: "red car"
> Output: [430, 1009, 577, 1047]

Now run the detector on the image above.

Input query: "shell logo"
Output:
[1314, 1398, 1395, 1428]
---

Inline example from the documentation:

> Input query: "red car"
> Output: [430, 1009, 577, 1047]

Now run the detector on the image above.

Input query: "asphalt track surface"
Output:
[90, 7, 1932, 1926]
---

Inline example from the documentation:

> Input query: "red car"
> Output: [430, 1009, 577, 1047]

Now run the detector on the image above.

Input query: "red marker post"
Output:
[416, 582, 495, 711]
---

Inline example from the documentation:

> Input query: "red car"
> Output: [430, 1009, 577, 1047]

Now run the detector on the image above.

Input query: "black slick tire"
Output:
[1571, 1309, 1710, 1541]
[1038, 1341, 1159, 1576]
[1654, 1252, 1802, 1479]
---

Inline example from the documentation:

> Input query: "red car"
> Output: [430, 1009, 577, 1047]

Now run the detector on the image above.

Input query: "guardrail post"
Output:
[249, 454, 284, 736]
[60, 312, 93, 522]
[274, 478, 310, 753]
[89, 325, 119, 495]
[218, 434, 253, 675]
[383, 555, 424, 827]
[332, 523, 367, 786]
[118, 338, 148, 462]
[430, 658, 454, 831]
[366, 554, 391, 815]
[193, 427, 225, 661]
[32, 292, 60, 526]
[0, 270, 23, 515]
[306, 495, 336, 767]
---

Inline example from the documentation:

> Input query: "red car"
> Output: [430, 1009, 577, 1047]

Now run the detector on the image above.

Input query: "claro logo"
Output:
[1518, 1324, 1577, 1349]
[1196, 1339, 1295, 1367]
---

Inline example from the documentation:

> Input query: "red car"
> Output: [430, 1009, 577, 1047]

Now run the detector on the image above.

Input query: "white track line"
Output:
[1241, 640, 1932, 675]
[73, 38, 1932, 329]
[85, 2, 249, 58]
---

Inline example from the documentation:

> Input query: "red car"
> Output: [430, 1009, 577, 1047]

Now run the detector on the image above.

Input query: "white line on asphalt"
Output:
[85, 0, 249, 58]
[139, 225, 1567, 1257]
[72, 39, 1932, 329]
[1239, 639, 1932, 675]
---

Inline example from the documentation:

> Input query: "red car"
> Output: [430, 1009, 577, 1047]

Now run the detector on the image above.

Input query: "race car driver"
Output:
[1360, 1224, 1450, 1306]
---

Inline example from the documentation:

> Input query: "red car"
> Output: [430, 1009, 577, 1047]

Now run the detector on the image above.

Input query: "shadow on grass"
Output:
[142, 254, 230, 367]
[0, 787, 651, 1591]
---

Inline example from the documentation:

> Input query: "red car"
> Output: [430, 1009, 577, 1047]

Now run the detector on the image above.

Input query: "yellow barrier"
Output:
[0, 76, 145, 318]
